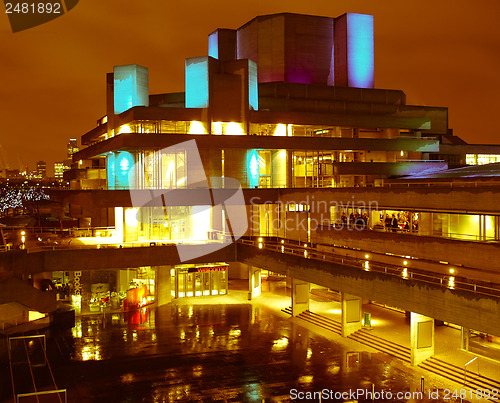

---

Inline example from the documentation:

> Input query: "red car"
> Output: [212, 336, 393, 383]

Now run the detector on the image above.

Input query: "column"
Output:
[461, 327, 471, 351]
[248, 266, 262, 300]
[291, 278, 309, 316]
[341, 293, 362, 337]
[156, 266, 171, 306]
[410, 312, 434, 366]
[309, 197, 329, 244]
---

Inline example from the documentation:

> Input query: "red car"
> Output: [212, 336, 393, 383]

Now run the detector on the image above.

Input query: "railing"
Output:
[239, 237, 500, 299]
[8, 334, 65, 403]
[385, 181, 500, 188]
[368, 226, 499, 243]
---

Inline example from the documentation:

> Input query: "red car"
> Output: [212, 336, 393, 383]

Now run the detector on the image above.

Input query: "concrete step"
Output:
[348, 329, 411, 362]
[352, 328, 411, 355]
[297, 310, 342, 335]
[419, 356, 500, 397]
[281, 306, 292, 315]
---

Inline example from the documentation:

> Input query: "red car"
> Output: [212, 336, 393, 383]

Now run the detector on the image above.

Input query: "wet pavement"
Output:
[2, 279, 491, 402]
[1, 304, 472, 402]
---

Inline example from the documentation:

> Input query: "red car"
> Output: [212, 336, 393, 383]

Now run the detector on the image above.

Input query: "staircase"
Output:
[348, 328, 411, 363]
[281, 308, 342, 335]
[281, 306, 292, 315]
[419, 356, 500, 401]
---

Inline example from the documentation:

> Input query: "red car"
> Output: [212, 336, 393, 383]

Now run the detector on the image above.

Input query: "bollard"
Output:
[421, 376, 424, 393]
[371, 383, 375, 403]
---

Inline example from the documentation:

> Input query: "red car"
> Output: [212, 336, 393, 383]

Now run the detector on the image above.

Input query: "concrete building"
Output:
[3, 12, 500, 368]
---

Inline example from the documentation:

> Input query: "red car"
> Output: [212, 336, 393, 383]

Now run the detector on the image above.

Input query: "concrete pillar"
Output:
[461, 327, 471, 351]
[228, 262, 249, 280]
[248, 266, 261, 300]
[309, 197, 330, 244]
[410, 312, 434, 366]
[156, 266, 171, 306]
[291, 278, 309, 316]
[224, 149, 248, 188]
[341, 293, 362, 337]
[271, 150, 287, 188]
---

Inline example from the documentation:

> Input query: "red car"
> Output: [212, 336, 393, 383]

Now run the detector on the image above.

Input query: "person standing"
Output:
[391, 214, 398, 232]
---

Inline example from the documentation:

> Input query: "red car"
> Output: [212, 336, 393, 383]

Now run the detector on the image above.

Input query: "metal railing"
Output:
[239, 237, 500, 299]
[8, 334, 65, 403]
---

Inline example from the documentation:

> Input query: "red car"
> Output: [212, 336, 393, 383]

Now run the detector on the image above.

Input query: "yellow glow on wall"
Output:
[191, 206, 211, 240]
[29, 311, 45, 321]
[115, 207, 124, 241]
[211, 122, 244, 135]
[274, 124, 287, 136]
[189, 121, 207, 134]
[125, 208, 138, 227]
[225, 122, 244, 135]
[118, 125, 132, 134]
[212, 122, 223, 135]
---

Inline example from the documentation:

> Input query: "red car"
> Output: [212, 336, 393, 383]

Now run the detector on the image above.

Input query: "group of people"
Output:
[333, 211, 417, 232]
[384, 214, 401, 232]
[339, 212, 369, 229]
[383, 213, 416, 232]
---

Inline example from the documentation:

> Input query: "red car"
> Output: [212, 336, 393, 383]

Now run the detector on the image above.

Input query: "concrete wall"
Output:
[317, 227, 500, 274]
[0, 244, 236, 274]
[236, 243, 500, 337]
[0, 278, 56, 313]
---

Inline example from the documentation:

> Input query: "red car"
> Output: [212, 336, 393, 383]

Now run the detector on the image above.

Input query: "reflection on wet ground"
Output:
[20, 303, 458, 402]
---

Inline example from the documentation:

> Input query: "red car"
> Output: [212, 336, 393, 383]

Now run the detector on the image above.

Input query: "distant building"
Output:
[67, 139, 79, 158]
[36, 161, 46, 178]
[54, 162, 70, 181]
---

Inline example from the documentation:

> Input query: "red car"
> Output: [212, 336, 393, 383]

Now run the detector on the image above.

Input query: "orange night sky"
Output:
[1, 0, 499, 174]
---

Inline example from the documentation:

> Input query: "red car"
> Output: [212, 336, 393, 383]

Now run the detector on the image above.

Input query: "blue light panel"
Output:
[248, 60, 258, 111]
[208, 31, 218, 59]
[107, 152, 115, 190]
[248, 150, 259, 188]
[115, 151, 135, 189]
[347, 13, 374, 88]
[114, 65, 149, 114]
[185, 57, 209, 108]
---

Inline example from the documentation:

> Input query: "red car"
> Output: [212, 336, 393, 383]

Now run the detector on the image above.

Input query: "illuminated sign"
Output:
[188, 265, 227, 273]
[116, 151, 135, 189]
[248, 149, 259, 188]
[73, 271, 82, 295]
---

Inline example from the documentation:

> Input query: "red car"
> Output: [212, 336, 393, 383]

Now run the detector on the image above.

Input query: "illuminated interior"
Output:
[466, 154, 500, 166]
[171, 263, 228, 298]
